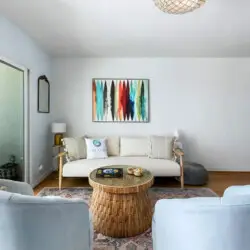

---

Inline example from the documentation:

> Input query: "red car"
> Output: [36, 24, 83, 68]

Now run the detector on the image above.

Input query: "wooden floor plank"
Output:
[34, 171, 250, 196]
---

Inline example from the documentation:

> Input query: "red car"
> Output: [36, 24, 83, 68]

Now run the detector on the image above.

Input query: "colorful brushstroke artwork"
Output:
[92, 79, 149, 122]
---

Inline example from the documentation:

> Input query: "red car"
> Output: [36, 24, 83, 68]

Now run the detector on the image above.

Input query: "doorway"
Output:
[0, 58, 29, 182]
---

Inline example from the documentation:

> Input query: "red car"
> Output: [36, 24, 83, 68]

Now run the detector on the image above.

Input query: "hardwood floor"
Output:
[34, 171, 250, 196]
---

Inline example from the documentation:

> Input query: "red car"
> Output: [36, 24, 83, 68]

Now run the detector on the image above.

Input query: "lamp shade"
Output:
[51, 123, 66, 133]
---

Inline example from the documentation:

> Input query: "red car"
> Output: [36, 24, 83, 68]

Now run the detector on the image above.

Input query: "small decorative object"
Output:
[153, 0, 206, 14]
[92, 79, 149, 122]
[173, 129, 183, 150]
[51, 123, 66, 146]
[96, 168, 123, 178]
[133, 168, 143, 177]
[38, 75, 50, 113]
[0, 155, 18, 180]
[127, 167, 135, 175]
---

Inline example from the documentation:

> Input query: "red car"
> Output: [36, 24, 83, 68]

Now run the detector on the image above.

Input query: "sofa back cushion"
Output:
[148, 135, 173, 160]
[120, 136, 148, 156]
[86, 135, 120, 156]
[62, 137, 86, 161]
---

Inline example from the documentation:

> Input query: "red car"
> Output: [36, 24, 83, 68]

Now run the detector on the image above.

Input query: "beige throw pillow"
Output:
[62, 137, 86, 161]
[0, 186, 7, 191]
[120, 136, 148, 156]
[148, 135, 173, 160]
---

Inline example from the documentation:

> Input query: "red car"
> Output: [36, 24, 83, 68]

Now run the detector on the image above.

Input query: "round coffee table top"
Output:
[88, 165, 154, 194]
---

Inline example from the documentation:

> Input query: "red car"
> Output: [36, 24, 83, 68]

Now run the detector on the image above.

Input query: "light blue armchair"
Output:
[0, 179, 93, 250]
[152, 185, 250, 250]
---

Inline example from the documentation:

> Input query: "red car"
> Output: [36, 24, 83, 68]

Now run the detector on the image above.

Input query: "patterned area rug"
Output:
[38, 187, 217, 250]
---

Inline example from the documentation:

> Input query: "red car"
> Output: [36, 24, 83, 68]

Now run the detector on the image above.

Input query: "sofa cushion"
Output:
[149, 135, 173, 160]
[120, 136, 148, 156]
[62, 137, 86, 161]
[62, 156, 180, 177]
[86, 135, 120, 156]
[85, 138, 108, 159]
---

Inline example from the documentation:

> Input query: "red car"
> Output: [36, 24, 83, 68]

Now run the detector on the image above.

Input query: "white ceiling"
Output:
[0, 0, 250, 57]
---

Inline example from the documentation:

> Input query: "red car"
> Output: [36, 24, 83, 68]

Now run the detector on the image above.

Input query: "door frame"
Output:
[0, 56, 30, 183]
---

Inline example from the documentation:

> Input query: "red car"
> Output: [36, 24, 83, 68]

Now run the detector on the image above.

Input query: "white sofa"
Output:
[59, 135, 184, 189]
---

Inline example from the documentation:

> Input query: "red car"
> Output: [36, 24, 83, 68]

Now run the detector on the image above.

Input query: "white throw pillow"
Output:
[62, 137, 86, 161]
[149, 135, 173, 160]
[85, 138, 108, 159]
[120, 136, 148, 156]
[86, 135, 120, 156]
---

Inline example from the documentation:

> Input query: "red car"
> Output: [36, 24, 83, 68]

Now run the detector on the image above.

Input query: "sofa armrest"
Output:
[54, 151, 66, 159]
[173, 148, 184, 188]
[55, 152, 66, 190]
[173, 148, 184, 157]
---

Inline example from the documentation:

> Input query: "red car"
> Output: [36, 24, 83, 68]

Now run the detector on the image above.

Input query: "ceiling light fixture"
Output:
[153, 0, 206, 14]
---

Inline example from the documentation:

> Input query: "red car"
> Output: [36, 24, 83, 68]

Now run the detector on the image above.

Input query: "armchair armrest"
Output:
[0, 179, 34, 196]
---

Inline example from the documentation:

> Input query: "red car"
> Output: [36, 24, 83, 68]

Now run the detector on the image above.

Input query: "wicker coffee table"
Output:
[88, 166, 154, 238]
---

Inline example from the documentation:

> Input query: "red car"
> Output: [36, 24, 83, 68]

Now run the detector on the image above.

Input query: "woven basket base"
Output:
[90, 189, 152, 238]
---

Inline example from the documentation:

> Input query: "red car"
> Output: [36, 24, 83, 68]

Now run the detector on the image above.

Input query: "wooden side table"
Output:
[88, 166, 154, 238]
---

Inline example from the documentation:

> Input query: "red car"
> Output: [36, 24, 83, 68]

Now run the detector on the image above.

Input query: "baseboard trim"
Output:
[209, 170, 250, 173]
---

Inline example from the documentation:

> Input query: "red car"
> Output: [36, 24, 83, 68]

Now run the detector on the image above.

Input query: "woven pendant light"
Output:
[153, 0, 206, 14]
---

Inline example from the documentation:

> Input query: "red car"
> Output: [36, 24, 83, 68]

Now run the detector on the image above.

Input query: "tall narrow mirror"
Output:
[38, 75, 50, 113]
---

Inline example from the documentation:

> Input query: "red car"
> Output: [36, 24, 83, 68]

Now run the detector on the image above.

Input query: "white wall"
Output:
[0, 16, 53, 186]
[52, 57, 250, 171]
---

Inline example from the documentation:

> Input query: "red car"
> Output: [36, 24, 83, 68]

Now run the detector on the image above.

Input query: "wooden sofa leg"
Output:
[180, 155, 184, 189]
[181, 173, 184, 189]
[59, 154, 63, 190]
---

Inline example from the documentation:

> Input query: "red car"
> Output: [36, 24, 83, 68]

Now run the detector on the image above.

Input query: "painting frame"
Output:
[92, 78, 150, 123]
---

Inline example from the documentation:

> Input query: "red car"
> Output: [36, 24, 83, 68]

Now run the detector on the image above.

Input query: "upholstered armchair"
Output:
[0, 179, 93, 250]
[152, 185, 250, 250]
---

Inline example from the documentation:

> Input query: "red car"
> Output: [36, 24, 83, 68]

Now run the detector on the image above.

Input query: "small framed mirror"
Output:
[38, 75, 50, 113]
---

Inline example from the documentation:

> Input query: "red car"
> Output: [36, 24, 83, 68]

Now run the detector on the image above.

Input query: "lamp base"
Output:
[54, 133, 63, 146]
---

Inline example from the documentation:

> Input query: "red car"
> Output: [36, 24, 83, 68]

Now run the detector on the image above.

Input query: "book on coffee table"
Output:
[96, 168, 123, 178]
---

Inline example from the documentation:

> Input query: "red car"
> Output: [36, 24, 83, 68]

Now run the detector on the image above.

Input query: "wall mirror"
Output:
[38, 75, 50, 113]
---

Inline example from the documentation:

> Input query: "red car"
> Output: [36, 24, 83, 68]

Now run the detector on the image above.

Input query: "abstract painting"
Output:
[92, 79, 149, 122]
